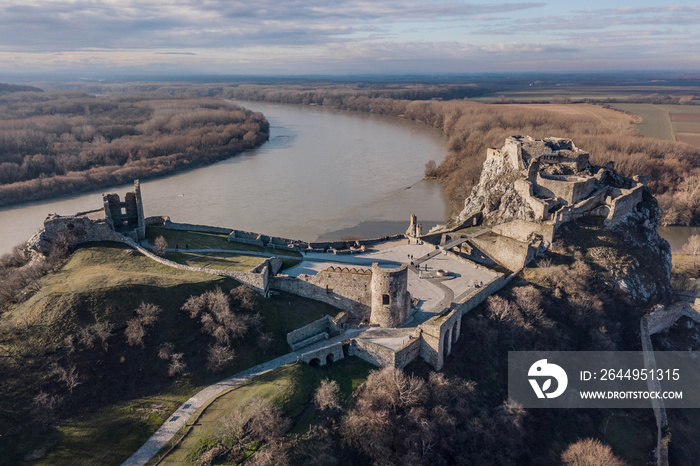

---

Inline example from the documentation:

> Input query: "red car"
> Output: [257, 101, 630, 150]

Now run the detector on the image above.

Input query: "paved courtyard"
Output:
[283, 240, 499, 317]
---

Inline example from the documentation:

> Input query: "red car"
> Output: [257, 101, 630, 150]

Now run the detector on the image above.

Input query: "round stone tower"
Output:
[370, 263, 411, 328]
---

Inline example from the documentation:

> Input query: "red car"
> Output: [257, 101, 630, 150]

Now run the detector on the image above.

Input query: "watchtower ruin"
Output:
[370, 263, 411, 328]
[103, 180, 145, 241]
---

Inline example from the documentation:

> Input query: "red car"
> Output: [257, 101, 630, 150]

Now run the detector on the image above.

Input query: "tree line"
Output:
[0, 91, 269, 206]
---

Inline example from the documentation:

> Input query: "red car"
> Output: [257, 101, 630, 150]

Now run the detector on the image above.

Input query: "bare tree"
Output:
[154, 235, 168, 255]
[51, 363, 81, 394]
[125, 319, 146, 347]
[682, 234, 700, 267]
[32, 391, 63, 430]
[314, 379, 341, 412]
[561, 438, 628, 466]
[206, 344, 235, 372]
[168, 353, 186, 376]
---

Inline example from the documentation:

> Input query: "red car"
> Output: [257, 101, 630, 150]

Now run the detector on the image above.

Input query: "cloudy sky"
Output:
[1, 0, 699, 76]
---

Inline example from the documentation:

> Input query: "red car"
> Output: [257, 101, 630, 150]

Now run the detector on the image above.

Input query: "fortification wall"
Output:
[605, 184, 643, 227]
[513, 179, 548, 221]
[300, 342, 344, 366]
[286, 315, 342, 349]
[471, 234, 532, 272]
[456, 271, 517, 315]
[535, 174, 596, 204]
[29, 215, 127, 254]
[121, 238, 269, 295]
[270, 268, 372, 318]
[161, 220, 233, 235]
[491, 220, 555, 243]
[393, 336, 422, 368]
[348, 338, 396, 367]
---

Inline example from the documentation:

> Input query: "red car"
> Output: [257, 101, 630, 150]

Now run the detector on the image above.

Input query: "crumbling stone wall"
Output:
[535, 173, 596, 204]
[491, 220, 555, 244]
[470, 233, 539, 272]
[27, 212, 126, 254]
[286, 315, 344, 350]
[271, 266, 373, 319]
[347, 338, 398, 367]
[419, 309, 461, 371]
[103, 180, 145, 240]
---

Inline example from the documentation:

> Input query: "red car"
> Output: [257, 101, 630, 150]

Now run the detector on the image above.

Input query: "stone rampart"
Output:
[471, 234, 534, 272]
[605, 184, 644, 227]
[535, 173, 596, 204]
[286, 315, 343, 350]
[393, 335, 423, 368]
[456, 271, 517, 315]
[161, 220, 233, 235]
[28, 214, 128, 254]
[300, 342, 344, 366]
[348, 338, 397, 367]
[271, 267, 373, 319]
[419, 309, 461, 370]
[122, 238, 269, 295]
[491, 220, 555, 244]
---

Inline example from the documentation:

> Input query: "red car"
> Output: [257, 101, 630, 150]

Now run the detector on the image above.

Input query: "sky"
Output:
[0, 0, 699, 76]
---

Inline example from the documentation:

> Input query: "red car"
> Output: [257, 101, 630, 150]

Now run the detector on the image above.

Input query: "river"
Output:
[0, 101, 450, 255]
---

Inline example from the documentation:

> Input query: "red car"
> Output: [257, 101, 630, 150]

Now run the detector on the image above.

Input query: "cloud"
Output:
[0, 1, 545, 52]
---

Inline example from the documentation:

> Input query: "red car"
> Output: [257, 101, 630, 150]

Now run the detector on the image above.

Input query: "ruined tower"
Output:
[370, 263, 411, 327]
[103, 179, 145, 241]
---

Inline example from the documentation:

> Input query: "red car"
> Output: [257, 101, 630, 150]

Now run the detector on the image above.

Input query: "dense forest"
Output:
[0, 91, 269, 206]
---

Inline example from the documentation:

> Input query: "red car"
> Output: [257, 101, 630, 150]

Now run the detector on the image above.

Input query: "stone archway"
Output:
[326, 353, 335, 364]
[309, 358, 321, 367]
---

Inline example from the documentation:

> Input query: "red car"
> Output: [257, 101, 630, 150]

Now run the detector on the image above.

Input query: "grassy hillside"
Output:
[0, 242, 336, 465]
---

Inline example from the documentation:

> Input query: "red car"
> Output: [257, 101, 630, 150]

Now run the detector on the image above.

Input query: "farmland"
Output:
[610, 104, 700, 148]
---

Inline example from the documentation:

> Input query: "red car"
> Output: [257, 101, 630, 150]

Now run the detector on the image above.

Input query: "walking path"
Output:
[122, 327, 368, 466]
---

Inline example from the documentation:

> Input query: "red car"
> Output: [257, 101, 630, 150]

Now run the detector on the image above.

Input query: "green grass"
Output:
[0, 242, 337, 465]
[146, 227, 265, 252]
[164, 251, 266, 272]
[158, 357, 374, 465]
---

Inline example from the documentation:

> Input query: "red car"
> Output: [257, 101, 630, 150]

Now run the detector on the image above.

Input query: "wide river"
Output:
[0, 101, 450, 255]
[0, 101, 694, 255]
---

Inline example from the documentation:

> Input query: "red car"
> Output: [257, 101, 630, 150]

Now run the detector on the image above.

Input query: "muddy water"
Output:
[0, 101, 449, 254]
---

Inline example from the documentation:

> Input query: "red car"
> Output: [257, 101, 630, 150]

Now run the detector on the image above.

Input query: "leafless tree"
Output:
[561, 438, 628, 466]
[168, 353, 186, 376]
[51, 363, 81, 394]
[682, 234, 700, 266]
[125, 318, 146, 347]
[32, 391, 63, 430]
[206, 344, 235, 372]
[314, 379, 341, 412]
[154, 235, 168, 255]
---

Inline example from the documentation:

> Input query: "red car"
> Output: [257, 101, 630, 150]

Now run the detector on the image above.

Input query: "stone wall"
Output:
[456, 271, 516, 315]
[605, 184, 644, 227]
[419, 309, 461, 370]
[286, 315, 343, 350]
[28, 214, 127, 254]
[122, 238, 269, 295]
[271, 267, 373, 319]
[161, 220, 233, 235]
[491, 220, 555, 244]
[535, 173, 596, 205]
[471, 233, 536, 272]
[300, 342, 344, 366]
[348, 338, 398, 367]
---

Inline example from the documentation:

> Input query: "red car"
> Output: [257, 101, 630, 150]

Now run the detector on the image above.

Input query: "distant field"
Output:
[474, 85, 700, 102]
[500, 103, 636, 124]
[610, 104, 700, 148]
